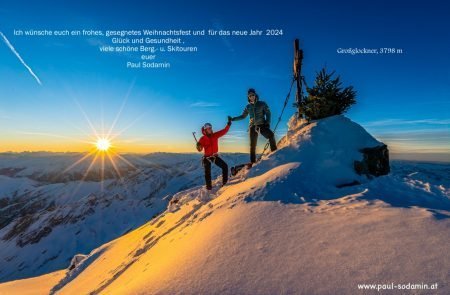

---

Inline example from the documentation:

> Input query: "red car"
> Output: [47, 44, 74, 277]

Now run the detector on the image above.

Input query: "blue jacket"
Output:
[232, 99, 271, 127]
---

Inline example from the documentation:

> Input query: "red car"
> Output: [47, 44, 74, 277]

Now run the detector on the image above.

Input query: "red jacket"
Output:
[198, 124, 230, 156]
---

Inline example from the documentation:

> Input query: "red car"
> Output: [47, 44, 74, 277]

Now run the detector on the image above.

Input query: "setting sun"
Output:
[96, 138, 111, 151]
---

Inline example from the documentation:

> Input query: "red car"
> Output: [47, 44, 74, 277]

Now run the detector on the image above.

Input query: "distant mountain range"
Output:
[0, 151, 247, 282]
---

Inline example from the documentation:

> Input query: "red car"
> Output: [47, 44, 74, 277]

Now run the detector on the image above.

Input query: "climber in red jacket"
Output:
[196, 117, 232, 190]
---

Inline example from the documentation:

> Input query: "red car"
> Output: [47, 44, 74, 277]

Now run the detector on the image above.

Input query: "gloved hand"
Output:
[227, 116, 232, 125]
[196, 142, 202, 151]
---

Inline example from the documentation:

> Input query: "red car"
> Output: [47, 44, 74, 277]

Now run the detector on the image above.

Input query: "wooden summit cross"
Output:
[293, 39, 304, 118]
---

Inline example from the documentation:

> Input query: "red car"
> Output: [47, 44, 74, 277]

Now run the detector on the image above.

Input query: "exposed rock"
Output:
[0, 167, 25, 177]
[3, 214, 37, 241]
[68, 254, 88, 270]
[354, 144, 390, 177]
[0, 198, 9, 208]
[18, 226, 53, 247]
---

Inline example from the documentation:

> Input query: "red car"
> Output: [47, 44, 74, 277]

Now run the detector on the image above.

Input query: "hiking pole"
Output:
[192, 132, 198, 143]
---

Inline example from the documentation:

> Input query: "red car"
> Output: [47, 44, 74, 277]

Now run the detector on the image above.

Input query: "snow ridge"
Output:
[0, 115, 449, 295]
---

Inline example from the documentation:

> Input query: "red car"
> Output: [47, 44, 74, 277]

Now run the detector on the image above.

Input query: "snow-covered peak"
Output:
[1, 115, 448, 294]
[248, 115, 384, 201]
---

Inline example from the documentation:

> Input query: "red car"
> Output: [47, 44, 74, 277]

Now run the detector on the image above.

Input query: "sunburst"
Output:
[95, 138, 111, 151]
[48, 81, 144, 194]
[20, 80, 147, 195]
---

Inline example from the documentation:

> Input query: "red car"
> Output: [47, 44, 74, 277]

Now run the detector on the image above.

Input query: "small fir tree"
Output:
[302, 68, 356, 120]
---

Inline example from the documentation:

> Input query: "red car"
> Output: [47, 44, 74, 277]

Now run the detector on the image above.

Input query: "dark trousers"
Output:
[203, 156, 228, 190]
[250, 125, 277, 163]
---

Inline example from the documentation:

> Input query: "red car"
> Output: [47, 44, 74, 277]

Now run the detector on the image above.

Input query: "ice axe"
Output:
[193, 132, 202, 152]
[192, 132, 198, 143]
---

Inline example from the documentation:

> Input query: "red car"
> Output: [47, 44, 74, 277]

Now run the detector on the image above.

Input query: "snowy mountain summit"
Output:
[1, 115, 449, 295]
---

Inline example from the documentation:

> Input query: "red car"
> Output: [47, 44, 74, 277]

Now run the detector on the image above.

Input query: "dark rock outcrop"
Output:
[354, 144, 390, 177]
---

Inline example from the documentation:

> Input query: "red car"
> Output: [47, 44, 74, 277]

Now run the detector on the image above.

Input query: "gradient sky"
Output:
[0, 0, 449, 161]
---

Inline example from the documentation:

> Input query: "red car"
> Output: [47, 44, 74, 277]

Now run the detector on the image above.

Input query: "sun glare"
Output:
[96, 138, 111, 151]
[57, 84, 141, 193]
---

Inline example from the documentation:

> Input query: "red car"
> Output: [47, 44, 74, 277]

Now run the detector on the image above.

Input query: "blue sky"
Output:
[0, 0, 449, 161]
